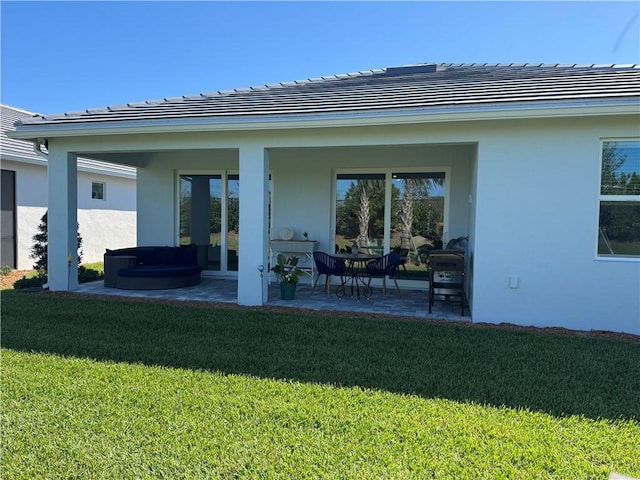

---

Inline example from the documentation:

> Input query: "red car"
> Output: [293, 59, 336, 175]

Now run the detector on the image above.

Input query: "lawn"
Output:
[2, 290, 639, 479]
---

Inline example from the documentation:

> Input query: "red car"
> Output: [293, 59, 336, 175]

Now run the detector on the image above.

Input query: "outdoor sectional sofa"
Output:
[104, 245, 203, 290]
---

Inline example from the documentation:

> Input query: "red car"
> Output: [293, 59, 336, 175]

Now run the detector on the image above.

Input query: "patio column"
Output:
[238, 145, 269, 306]
[47, 145, 78, 291]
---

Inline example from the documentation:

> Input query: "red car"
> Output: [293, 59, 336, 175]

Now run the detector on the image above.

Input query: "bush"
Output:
[12, 275, 46, 290]
[78, 266, 103, 283]
[12, 266, 103, 290]
[30, 211, 83, 275]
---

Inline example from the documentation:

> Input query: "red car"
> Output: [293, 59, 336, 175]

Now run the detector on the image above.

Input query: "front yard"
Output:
[2, 290, 639, 478]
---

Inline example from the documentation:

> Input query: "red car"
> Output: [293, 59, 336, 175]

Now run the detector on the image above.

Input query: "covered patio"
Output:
[74, 278, 468, 322]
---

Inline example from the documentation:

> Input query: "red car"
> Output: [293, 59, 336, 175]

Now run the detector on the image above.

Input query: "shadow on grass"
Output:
[2, 290, 639, 421]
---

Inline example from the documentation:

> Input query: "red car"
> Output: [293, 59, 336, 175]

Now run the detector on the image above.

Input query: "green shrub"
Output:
[30, 211, 83, 275]
[12, 275, 46, 290]
[78, 265, 103, 283]
[12, 265, 103, 290]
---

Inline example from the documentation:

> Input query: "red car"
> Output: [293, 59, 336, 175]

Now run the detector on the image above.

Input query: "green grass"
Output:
[2, 291, 639, 479]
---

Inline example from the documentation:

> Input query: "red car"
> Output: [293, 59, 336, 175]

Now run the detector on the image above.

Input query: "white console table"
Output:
[270, 240, 318, 283]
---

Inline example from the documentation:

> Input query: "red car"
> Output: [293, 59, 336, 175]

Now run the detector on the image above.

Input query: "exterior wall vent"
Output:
[385, 64, 439, 76]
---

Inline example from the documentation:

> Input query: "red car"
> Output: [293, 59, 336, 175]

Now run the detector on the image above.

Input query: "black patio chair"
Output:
[311, 252, 347, 295]
[365, 251, 402, 295]
[393, 247, 410, 279]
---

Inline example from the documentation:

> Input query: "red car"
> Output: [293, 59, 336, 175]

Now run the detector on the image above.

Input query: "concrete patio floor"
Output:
[74, 277, 469, 322]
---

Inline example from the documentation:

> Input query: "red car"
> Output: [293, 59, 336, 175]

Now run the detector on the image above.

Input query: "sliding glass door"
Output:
[391, 172, 445, 280]
[335, 170, 447, 282]
[335, 174, 386, 255]
[226, 174, 239, 272]
[179, 173, 238, 274]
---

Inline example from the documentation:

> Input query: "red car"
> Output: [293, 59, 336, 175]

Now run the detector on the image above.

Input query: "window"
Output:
[335, 173, 386, 256]
[91, 182, 105, 200]
[598, 140, 640, 257]
[335, 170, 447, 281]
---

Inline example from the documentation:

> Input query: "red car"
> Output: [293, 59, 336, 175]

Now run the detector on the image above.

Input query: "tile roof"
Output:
[14, 63, 640, 128]
[2, 104, 136, 177]
[1, 105, 43, 161]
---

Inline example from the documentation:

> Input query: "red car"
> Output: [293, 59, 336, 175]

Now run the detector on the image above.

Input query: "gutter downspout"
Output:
[34, 137, 48, 155]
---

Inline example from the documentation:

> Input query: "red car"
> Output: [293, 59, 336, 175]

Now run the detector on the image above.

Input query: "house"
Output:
[8, 63, 640, 335]
[1, 104, 137, 270]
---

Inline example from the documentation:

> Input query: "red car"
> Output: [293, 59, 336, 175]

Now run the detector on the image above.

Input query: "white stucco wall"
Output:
[471, 115, 640, 335]
[1, 158, 136, 269]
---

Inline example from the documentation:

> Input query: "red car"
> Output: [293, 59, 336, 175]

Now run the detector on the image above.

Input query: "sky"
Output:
[2, 1, 639, 116]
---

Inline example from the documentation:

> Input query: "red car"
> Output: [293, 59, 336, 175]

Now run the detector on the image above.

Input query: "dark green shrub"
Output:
[30, 211, 83, 275]
[12, 266, 102, 290]
[78, 266, 103, 283]
[12, 275, 46, 290]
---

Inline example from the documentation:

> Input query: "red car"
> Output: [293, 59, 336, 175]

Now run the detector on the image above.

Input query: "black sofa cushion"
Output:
[105, 245, 198, 266]
[117, 264, 202, 278]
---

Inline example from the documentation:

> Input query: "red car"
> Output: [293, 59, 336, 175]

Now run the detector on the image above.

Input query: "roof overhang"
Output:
[8, 99, 640, 141]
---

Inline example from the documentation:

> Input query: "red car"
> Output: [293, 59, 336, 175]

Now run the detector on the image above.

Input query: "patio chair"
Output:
[428, 252, 466, 315]
[311, 252, 347, 295]
[393, 247, 410, 279]
[365, 251, 402, 295]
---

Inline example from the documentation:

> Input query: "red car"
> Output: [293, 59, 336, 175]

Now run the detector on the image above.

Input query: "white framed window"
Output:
[333, 168, 450, 282]
[597, 139, 640, 258]
[91, 181, 106, 200]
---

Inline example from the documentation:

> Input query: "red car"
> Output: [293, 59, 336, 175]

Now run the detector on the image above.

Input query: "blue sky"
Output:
[2, 1, 639, 115]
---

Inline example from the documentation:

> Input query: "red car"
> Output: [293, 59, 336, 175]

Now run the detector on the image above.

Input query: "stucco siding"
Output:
[472, 115, 640, 334]
[15, 205, 47, 270]
[78, 209, 136, 262]
[1, 158, 136, 269]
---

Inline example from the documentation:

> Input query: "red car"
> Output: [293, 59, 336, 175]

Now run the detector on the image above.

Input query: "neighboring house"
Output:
[1, 104, 137, 270]
[8, 63, 640, 335]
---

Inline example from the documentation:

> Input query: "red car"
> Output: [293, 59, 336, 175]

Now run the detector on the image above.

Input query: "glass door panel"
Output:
[226, 174, 240, 271]
[391, 172, 445, 280]
[179, 174, 223, 271]
[335, 174, 386, 255]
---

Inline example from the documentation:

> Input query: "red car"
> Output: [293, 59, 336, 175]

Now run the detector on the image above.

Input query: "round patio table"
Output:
[333, 252, 380, 300]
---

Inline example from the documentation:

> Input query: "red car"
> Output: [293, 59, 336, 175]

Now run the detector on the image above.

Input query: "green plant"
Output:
[78, 265, 103, 283]
[12, 274, 46, 290]
[271, 254, 303, 284]
[30, 211, 83, 275]
[0, 265, 12, 276]
[11, 264, 103, 290]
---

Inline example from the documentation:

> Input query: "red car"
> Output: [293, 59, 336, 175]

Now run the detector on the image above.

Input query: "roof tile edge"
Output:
[27, 62, 640, 122]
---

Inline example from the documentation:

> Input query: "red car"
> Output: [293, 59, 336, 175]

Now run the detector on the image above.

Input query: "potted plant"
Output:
[271, 254, 303, 300]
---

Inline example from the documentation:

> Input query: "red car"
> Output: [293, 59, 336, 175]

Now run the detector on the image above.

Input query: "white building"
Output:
[1, 104, 137, 269]
[8, 63, 640, 335]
